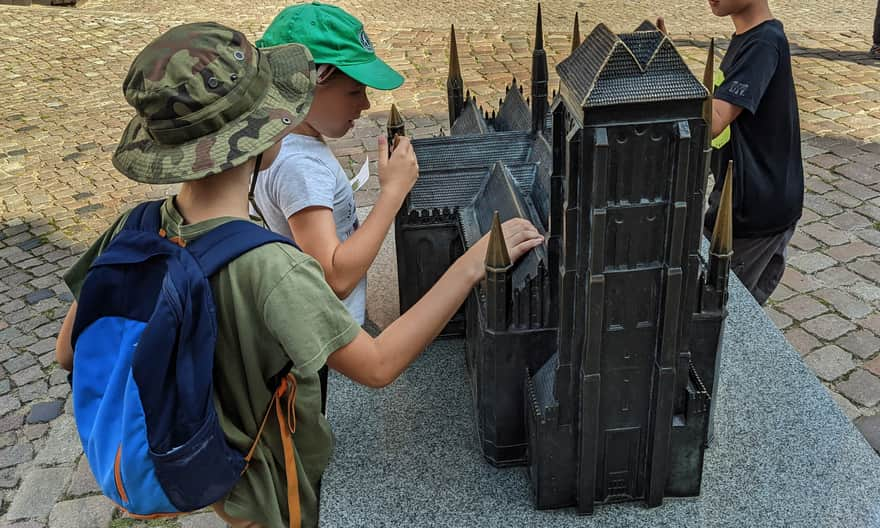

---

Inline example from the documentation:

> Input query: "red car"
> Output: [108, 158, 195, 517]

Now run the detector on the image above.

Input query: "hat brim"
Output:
[337, 56, 403, 90]
[113, 43, 316, 185]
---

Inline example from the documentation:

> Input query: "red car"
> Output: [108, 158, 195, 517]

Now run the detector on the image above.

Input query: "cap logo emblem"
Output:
[358, 29, 374, 53]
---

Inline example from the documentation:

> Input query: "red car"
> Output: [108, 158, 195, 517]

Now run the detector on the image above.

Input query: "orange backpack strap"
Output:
[276, 373, 301, 528]
[241, 373, 301, 527]
[242, 386, 279, 473]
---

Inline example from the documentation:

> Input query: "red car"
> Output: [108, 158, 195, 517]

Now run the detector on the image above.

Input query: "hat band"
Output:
[145, 50, 272, 145]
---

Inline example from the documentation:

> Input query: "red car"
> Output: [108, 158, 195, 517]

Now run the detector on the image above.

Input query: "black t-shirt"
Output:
[706, 19, 803, 238]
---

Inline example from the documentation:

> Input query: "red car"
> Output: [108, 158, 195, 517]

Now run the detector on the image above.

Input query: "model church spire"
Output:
[447, 25, 465, 128]
[571, 12, 581, 53]
[702, 38, 715, 126]
[531, 3, 548, 134]
[703, 38, 715, 93]
[534, 2, 544, 49]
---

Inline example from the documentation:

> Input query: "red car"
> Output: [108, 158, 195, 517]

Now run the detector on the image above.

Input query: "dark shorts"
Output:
[729, 225, 796, 306]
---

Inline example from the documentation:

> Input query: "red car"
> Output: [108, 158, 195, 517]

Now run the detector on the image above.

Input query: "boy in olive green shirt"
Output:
[55, 22, 542, 528]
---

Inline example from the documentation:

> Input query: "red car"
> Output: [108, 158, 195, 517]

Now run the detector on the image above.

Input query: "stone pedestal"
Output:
[320, 276, 880, 526]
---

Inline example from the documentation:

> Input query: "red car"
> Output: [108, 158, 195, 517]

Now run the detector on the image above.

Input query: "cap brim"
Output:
[337, 57, 404, 90]
[113, 44, 316, 184]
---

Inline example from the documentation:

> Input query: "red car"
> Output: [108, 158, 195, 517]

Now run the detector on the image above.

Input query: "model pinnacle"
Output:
[485, 211, 512, 269]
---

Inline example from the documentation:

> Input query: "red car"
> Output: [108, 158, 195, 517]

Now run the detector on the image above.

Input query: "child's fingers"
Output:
[500, 217, 538, 235]
[505, 229, 542, 250]
[390, 137, 418, 167]
[515, 236, 544, 252]
[391, 136, 412, 158]
[498, 218, 543, 261]
[508, 237, 544, 262]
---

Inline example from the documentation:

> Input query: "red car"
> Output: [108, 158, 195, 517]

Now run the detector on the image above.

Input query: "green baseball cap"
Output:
[257, 2, 403, 90]
[114, 22, 316, 184]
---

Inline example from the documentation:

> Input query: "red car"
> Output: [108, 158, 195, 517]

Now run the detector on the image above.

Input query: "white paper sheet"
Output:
[350, 156, 370, 192]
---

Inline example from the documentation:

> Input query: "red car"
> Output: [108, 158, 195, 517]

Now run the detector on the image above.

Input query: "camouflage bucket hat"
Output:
[113, 22, 316, 184]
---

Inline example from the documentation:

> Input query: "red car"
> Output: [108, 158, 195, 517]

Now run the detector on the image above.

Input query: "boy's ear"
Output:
[326, 70, 364, 88]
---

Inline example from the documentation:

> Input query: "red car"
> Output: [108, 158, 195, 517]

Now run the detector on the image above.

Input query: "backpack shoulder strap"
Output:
[122, 200, 165, 233]
[187, 221, 298, 277]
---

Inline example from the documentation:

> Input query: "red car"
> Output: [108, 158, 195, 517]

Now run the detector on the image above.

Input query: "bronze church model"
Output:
[391, 7, 733, 514]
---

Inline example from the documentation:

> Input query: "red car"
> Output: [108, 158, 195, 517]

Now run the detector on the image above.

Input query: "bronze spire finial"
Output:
[389, 103, 403, 128]
[703, 38, 715, 95]
[702, 38, 715, 129]
[386, 103, 405, 154]
[710, 161, 733, 256]
[571, 12, 581, 54]
[486, 211, 511, 269]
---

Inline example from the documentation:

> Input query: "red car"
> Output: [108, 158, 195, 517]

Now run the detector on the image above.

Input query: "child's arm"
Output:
[712, 98, 743, 138]
[326, 218, 543, 387]
[55, 302, 77, 371]
[289, 135, 417, 299]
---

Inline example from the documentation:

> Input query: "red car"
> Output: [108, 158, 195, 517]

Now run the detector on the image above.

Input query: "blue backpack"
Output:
[71, 200, 301, 522]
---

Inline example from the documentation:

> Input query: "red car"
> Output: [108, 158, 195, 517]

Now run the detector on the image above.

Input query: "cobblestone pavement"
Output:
[1, 0, 879, 526]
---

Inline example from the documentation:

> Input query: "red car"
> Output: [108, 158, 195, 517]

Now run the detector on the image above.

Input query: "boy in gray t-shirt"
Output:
[254, 133, 366, 322]
[254, 3, 418, 325]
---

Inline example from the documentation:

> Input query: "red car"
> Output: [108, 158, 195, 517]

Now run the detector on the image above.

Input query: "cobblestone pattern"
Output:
[1, 0, 879, 525]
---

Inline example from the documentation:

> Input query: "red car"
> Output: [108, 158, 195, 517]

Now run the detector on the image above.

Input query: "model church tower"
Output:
[392, 7, 732, 514]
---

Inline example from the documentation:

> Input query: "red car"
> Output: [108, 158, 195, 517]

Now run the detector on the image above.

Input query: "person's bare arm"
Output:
[712, 98, 743, 139]
[55, 302, 77, 371]
[327, 218, 543, 387]
[289, 135, 417, 299]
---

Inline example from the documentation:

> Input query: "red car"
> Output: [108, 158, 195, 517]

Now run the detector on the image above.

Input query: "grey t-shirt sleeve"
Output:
[270, 155, 338, 219]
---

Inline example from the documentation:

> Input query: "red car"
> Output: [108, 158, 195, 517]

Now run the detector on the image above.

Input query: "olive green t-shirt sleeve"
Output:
[62, 212, 130, 300]
[261, 251, 360, 375]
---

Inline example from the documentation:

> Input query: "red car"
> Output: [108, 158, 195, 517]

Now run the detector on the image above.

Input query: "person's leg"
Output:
[729, 237, 777, 299]
[729, 229, 794, 306]
[751, 226, 796, 306]
[212, 502, 267, 528]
